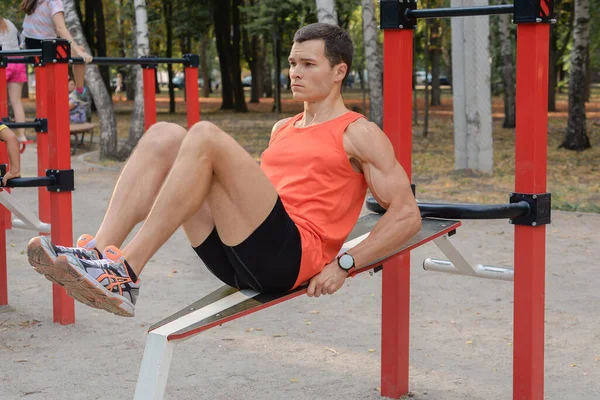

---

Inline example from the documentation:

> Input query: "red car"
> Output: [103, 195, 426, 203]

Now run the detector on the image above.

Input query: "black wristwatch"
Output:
[337, 253, 355, 274]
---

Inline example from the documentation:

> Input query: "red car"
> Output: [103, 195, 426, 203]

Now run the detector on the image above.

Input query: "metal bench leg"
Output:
[133, 332, 176, 400]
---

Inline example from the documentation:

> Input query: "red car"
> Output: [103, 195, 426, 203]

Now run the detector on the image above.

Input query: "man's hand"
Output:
[306, 260, 348, 297]
[2, 169, 20, 186]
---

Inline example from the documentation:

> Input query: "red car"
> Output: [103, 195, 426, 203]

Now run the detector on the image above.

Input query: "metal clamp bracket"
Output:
[514, 0, 554, 24]
[509, 192, 551, 226]
[46, 169, 75, 192]
[380, 0, 417, 30]
[183, 54, 200, 68]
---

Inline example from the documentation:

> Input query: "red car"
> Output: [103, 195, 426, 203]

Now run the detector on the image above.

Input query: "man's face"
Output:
[68, 80, 75, 92]
[288, 40, 346, 102]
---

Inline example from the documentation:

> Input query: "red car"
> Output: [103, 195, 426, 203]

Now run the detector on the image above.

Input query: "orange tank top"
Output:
[260, 111, 368, 289]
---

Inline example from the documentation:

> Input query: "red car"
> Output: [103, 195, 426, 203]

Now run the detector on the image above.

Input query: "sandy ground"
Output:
[1, 145, 599, 400]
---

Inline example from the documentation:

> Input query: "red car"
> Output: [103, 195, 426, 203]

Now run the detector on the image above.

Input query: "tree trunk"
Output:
[84, 0, 96, 54]
[451, 0, 493, 173]
[424, 24, 430, 137]
[230, 0, 247, 112]
[264, 54, 273, 98]
[118, 0, 150, 159]
[361, 0, 383, 127]
[584, 48, 591, 102]
[498, 4, 515, 128]
[94, 0, 110, 94]
[273, 33, 282, 114]
[63, 0, 118, 157]
[429, 20, 442, 106]
[214, 0, 234, 110]
[548, 25, 557, 112]
[315, 0, 338, 25]
[561, 0, 591, 150]
[163, 0, 175, 113]
[200, 36, 211, 98]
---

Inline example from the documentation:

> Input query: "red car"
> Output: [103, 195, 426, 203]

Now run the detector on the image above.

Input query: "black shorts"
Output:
[193, 197, 301, 292]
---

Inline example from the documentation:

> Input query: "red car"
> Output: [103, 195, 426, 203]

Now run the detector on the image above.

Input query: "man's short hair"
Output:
[293, 23, 353, 80]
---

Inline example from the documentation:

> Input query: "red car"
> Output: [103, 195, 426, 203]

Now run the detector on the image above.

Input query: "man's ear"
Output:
[334, 63, 348, 82]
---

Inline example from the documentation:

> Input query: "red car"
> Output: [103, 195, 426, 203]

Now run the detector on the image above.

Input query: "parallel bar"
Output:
[45, 56, 75, 325]
[513, 22, 549, 400]
[423, 258, 514, 281]
[4, 176, 55, 188]
[70, 57, 187, 65]
[382, 28, 413, 399]
[143, 68, 157, 131]
[2, 121, 42, 130]
[0, 49, 41, 57]
[366, 196, 530, 219]
[35, 66, 51, 238]
[407, 4, 513, 19]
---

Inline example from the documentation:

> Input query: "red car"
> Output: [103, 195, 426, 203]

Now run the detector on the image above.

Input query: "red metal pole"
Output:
[142, 67, 157, 131]
[513, 23, 549, 400]
[381, 29, 413, 399]
[184, 66, 200, 128]
[0, 66, 7, 305]
[44, 46, 75, 325]
[35, 65, 51, 232]
[0, 67, 11, 230]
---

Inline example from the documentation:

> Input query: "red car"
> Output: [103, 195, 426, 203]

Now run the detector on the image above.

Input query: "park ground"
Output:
[0, 88, 598, 399]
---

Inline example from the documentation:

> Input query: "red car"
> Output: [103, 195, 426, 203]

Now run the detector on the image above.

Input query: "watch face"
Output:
[339, 254, 354, 270]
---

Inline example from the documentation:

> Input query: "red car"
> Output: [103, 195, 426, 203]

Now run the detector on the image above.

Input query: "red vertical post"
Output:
[381, 29, 413, 398]
[0, 67, 11, 230]
[0, 64, 9, 305]
[36, 64, 51, 231]
[184, 61, 200, 128]
[43, 41, 74, 325]
[142, 66, 157, 131]
[513, 23, 549, 400]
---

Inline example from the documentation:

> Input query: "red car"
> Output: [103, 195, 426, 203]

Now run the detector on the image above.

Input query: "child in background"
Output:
[0, 123, 21, 186]
[68, 78, 88, 124]
[0, 17, 28, 143]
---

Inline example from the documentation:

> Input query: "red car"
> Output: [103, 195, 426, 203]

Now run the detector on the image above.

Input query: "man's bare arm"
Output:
[342, 119, 421, 269]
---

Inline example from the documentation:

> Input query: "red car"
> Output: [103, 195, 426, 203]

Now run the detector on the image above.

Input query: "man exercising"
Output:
[27, 23, 421, 317]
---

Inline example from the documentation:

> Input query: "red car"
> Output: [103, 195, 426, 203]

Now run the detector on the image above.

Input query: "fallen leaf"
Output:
[290, 378, 297, 383]
[466, 340, 473, 344]
[570, 363, 577, 367]
[255, 328, 263, 331]
[309, 310, 319, 314]
[10, 243, 15, 247]
[305, 322, 312, 325]
[171, 270, 178, 274]
[368, 349, 376, 353]
[15, 359, 28, 363]
[245, 328, 255, 332]
[325, 347, 339, 355]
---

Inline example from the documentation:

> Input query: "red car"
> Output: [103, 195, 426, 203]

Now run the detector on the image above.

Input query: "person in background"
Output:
[0, 17, 28, 143]
[114, 72, 124, 102]
[0, 123, 21, 186]
[67, 77, 88, 124]
[20, 0, 93, 103]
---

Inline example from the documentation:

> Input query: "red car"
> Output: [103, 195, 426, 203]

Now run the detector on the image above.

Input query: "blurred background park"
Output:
[0, 0, 598, 212]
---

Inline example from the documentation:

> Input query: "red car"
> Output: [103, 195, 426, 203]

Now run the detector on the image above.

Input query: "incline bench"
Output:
[70, 122, 98, 154]
[133, 213, 460, 400]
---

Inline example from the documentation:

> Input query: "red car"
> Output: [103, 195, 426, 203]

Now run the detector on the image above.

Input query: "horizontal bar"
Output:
[423, 258, 514, 281]
[1, 57, 37, 64]
[12, 218, 51, 233]
[365, 197, 530, 219]
[70, 57, 188, 66]
[0, 49, 42, 57]
[4, 176, 55, 188]
[3, 121, 41, 129]
[407, 4, 513, 19]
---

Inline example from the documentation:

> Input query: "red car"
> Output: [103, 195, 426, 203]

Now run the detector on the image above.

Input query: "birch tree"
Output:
[118, 0, 150, 158]
[63, 0, 118, 157]
[361, 0, 382, 127]
[315, 0, 338, 25]
[561, 0, 591, 150]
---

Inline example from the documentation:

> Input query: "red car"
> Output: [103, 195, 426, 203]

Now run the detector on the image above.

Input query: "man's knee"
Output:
[138, 121, 186, 162]
[184, 121, 226, 154]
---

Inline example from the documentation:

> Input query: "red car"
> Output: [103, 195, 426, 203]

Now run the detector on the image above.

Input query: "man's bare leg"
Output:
[93, 122, 188, 250]
[122, 121, 278, 276]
